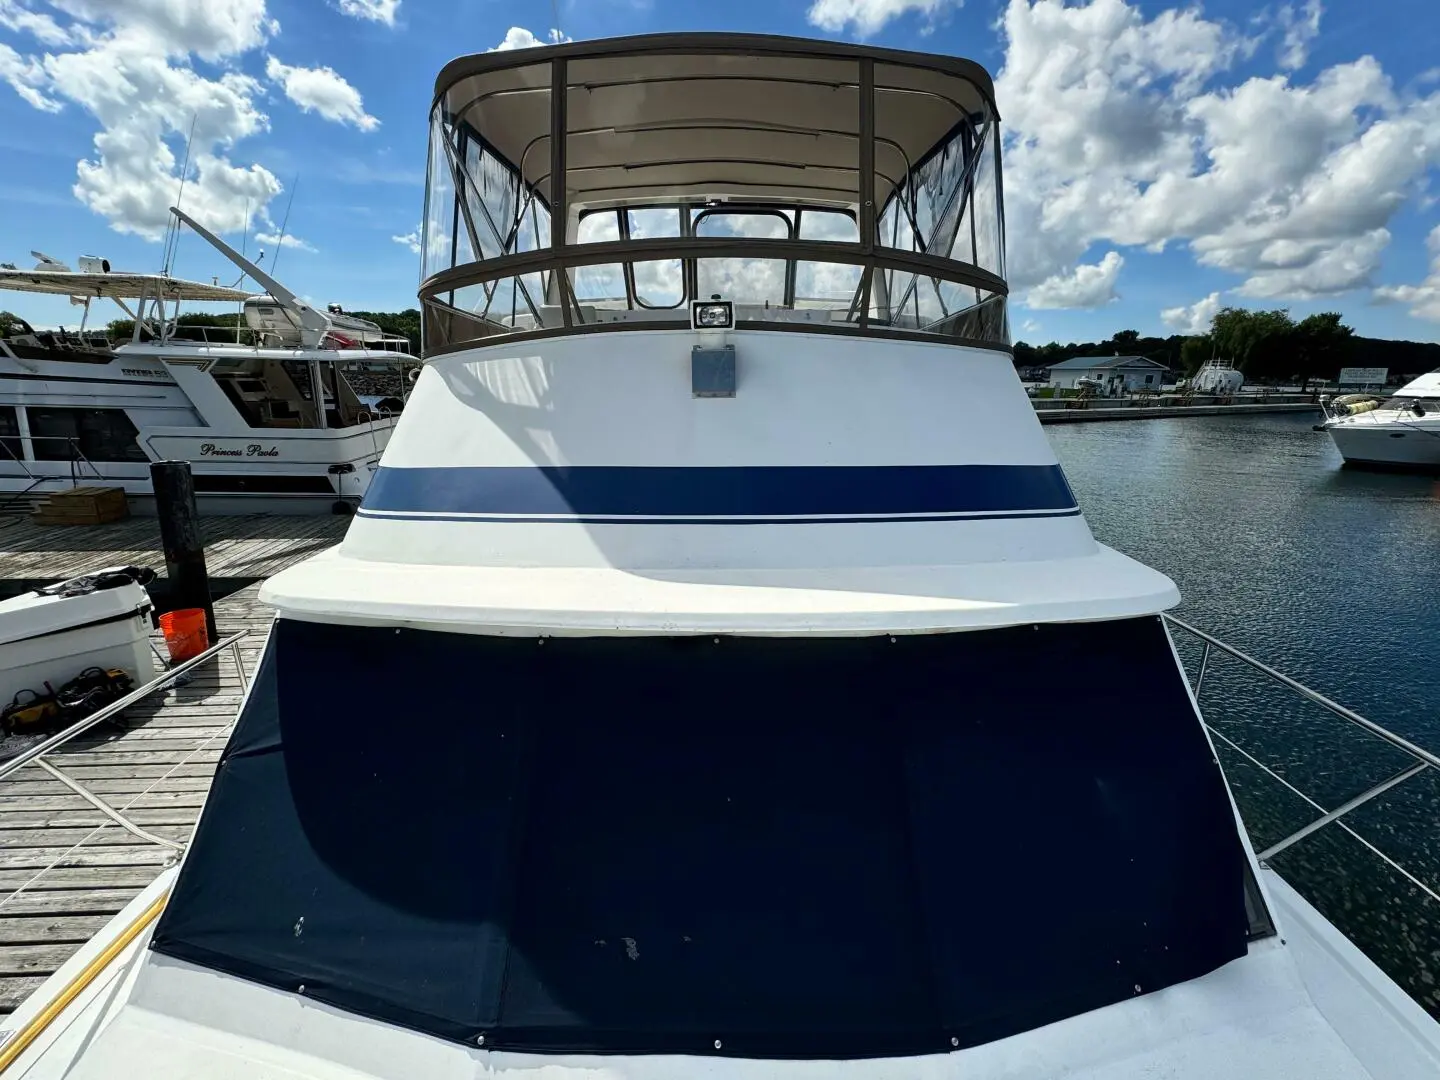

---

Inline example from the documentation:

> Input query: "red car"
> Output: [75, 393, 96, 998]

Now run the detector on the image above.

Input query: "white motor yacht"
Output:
[1323, 370, 1440, 470]
[0, 218, 415, 514]
[2, 33, 1439, 1080]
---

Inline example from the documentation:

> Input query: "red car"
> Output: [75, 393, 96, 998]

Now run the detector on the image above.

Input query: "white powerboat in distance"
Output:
[1322, 369, 1440, 471]
[0, 216, 416, 514]
[4, 31, 1440, 1080]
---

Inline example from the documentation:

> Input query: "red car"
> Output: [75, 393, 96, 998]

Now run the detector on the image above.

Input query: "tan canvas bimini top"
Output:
[432, 34, 998, 210]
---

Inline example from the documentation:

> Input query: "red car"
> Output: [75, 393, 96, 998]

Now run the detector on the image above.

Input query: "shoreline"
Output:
[1035, 400, 1321, 424]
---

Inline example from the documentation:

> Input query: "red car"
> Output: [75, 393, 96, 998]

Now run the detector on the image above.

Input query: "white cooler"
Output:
[0, 581, 156, 711]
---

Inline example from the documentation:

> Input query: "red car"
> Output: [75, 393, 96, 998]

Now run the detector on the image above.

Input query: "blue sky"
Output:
[0, 0, 1438, 346]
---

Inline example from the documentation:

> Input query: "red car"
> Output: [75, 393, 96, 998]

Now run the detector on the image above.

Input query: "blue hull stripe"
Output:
[357, 508, 1082, 525]
[361, 464, 1079, 522]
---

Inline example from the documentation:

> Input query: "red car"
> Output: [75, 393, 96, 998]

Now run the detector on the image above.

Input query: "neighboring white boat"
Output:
[1188, 358, 1244, 395]
[0, 217, 415, 514]
[4, 32, 1440, 1080]
[1323, 370, 1440, 470]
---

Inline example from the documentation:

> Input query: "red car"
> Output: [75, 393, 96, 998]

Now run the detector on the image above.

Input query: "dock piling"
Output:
[149, 460, 216, 644]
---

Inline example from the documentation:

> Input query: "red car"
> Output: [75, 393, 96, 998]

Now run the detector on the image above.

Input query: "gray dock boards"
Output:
[0, 514, 338, 1015]
[0, 512, 349, 582]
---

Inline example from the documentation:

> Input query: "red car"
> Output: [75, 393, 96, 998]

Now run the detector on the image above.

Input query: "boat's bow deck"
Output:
[20, 901, 1440, 1080]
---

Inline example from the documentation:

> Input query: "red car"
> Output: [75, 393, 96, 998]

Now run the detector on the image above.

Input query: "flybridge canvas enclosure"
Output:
[419, 35, 1009, 352]
[153, 617, 1248, 1059]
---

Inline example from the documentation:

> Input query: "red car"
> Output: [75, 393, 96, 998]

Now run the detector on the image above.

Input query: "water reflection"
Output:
[1049, 412, 1440, 1013]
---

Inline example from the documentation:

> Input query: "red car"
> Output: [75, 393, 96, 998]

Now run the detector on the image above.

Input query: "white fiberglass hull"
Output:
[0, 422, 395, 514]
[1326, 416, 1440, 469]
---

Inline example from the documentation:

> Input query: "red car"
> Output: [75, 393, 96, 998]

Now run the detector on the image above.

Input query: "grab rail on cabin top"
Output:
[1162, 613, 1440, 905]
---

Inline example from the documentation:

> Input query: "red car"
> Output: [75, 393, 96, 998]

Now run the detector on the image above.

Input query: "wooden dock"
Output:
[0, 513, 349, 1016]
[0, 512, 350, 583]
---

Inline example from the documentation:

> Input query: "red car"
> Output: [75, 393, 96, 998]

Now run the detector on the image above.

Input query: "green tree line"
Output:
[1015, 310, 1440, 386]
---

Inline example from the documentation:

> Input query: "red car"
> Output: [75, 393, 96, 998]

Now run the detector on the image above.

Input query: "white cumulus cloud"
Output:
[996, 0, 1440, 307]
[1237, 228, 1391, 299]
[1374, 225, 1440, 321]
[337, 0, 398, 25]
[255, 230, 316, 253]
[0, 1, 379, 241]
[265, 56, 378, 131]
[43, 26, 281, 240]
[0, 41, 59, 110]
[0, 0, 75, 45]
[392, 226, 421, 255]
[50, 0, 277, 61]
[1276, 0, 1323, 72]
[1161, 291, 1221, 335]
[806, 0, 958, 37]
[488, 26, 568, 51]
[1026, 251, 1124, 309]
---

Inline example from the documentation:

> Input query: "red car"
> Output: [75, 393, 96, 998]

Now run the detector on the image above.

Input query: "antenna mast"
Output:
[271, 176, 298, 277]
[163, 115, 198, 278]
[236, 198, 250, 343]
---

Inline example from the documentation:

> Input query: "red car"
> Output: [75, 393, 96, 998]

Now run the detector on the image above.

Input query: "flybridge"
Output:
[268, 34, 1177, 630]
[418, 34, 1008, 354]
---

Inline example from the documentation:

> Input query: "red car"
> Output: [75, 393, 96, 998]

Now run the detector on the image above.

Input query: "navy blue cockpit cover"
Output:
[152, 616, 1248, 1058]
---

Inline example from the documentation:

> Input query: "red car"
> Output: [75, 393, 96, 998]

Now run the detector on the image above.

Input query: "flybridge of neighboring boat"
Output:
[0, 215, 416, 514]
[7, 32, 1440, 1080]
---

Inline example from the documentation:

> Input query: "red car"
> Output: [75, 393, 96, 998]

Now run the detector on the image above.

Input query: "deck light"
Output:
[691, 299, 734, 331]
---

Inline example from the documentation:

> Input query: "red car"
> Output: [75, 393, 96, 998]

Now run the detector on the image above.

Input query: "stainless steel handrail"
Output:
[1, 434, 112, 485]
[0, 629, 248, 782]
[1164, 613, 1440, 771]
[1163, 613, 1438, 868]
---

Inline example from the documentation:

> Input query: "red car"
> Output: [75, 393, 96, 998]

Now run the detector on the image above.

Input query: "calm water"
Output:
[1049, 412, 1440, 1011]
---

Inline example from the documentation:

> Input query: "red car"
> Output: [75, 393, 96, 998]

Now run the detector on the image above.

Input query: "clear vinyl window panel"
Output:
[628, 208, 684, 308]
[572, 213, 626, 304]
[795, 209, 861, 307]
[875, 62, 1003, 279]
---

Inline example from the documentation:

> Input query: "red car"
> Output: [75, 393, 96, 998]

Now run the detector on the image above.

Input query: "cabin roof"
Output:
[1047, 355, 1169, 372]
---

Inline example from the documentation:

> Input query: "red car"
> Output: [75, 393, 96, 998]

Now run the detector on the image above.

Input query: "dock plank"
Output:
[0, 914, 114, 944]
[0, 847, 173, 870]
[0, 976, 45, 1011]
[0, 943, 103, 975]
[0, 512, 348, 582]
[0, 828, 189, 850]
[0, 867, 169, 891]
[0, 569, 281, 1014]
[0, 890, 146, 916]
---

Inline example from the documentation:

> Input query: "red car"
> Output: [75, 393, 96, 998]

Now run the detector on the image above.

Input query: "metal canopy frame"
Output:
[419, 34, 1007, 350]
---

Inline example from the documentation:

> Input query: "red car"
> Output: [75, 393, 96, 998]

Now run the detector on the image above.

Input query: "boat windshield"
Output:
[1387, 397, 1436, 413]
[418, 36, 1009, 354]
[152, 616, 1249, 1058]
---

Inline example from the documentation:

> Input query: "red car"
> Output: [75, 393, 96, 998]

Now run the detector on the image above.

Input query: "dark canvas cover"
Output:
[152, 615, 1248, 1057]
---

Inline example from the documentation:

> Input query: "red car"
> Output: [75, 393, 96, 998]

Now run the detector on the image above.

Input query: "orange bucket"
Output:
[159, 608, 209, 663]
